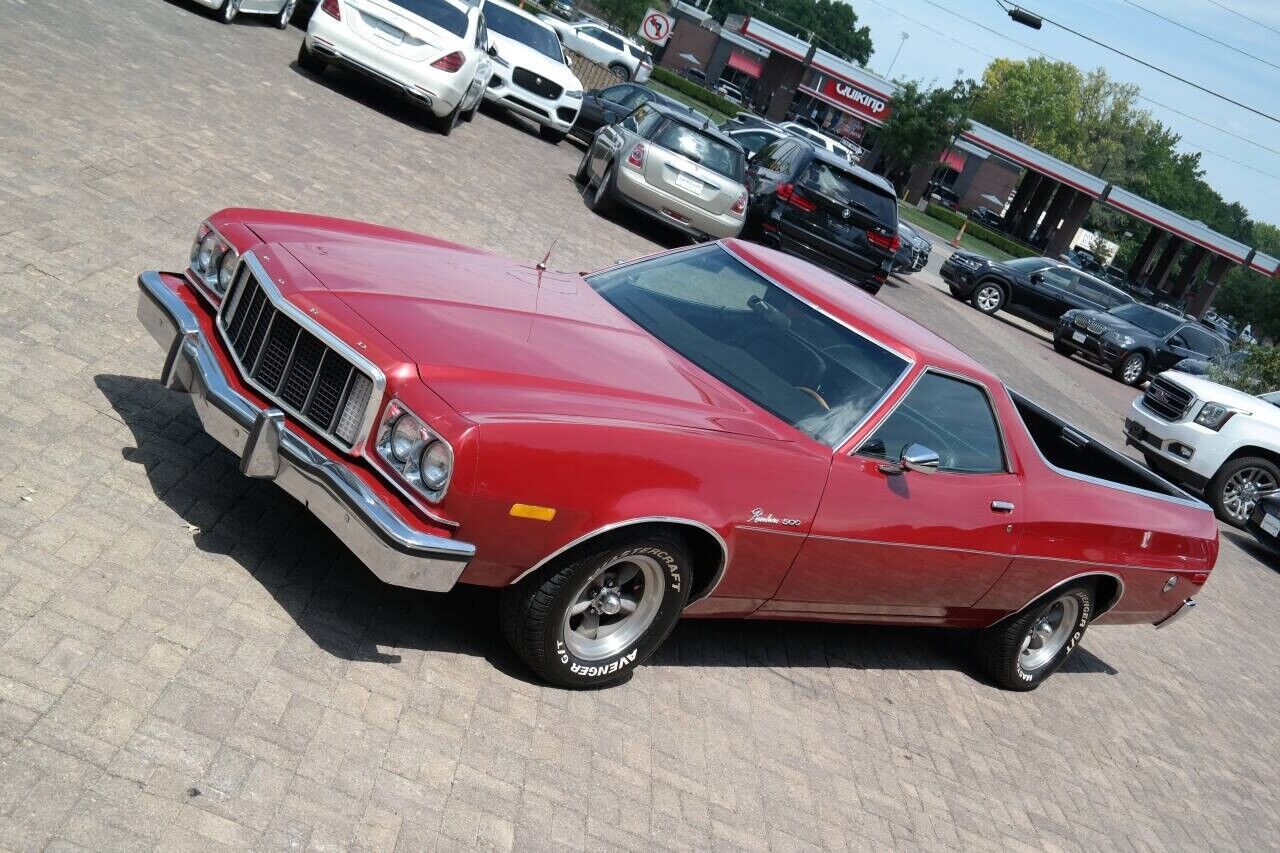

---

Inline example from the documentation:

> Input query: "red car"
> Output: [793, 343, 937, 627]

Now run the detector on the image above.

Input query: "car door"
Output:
[1065, 273, 1113, 314]
[1017, 264, 1074, 322]
[579, 83, 638, 134]
[1163, 325, 1227, 371]
[766, 371, 1022, 618]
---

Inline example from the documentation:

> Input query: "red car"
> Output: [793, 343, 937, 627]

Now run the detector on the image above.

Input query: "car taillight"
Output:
[776, 182, 816, 212]
[867, 229, 900, 252]
[431, 51, 465, 72]
[626, 143, 645, 169]
[731, 191, 747, 215]
[321, 0, 341, 19]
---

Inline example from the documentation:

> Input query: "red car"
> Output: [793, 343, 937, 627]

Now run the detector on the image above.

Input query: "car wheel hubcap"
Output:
[1123, 357, 1143, 382]
[977, 286, 1000, 311]
[1222, 467, 1277, 521]
[1018, 594, 1079, 673]
[563, 554, 663, 661]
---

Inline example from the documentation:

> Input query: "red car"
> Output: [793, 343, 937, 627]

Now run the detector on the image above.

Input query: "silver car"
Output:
[576, 101, 748, 240]
[190, 0, 301, 27]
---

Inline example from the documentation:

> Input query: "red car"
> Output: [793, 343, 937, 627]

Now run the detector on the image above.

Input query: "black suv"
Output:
[744, 138, 900, 294]
[1053, 303, 1230, 385]
[941, 253, 1133, 326]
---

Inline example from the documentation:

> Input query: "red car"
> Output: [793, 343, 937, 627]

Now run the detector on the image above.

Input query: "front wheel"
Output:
[219, 0, 241, 23]
[574, 147, 592, 184]
[977, 582, 1095, 691]
[1113, 351, 1147, 386]
[1208, 456, 1280, 527]
[500, 532, 692, 687]
[608, 63, 632, 81]
[970, 281, 1005, 314]
[275, 0, 298, 28]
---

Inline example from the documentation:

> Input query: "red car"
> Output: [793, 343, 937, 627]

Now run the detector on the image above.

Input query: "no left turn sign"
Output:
[640, 9, 674, 45]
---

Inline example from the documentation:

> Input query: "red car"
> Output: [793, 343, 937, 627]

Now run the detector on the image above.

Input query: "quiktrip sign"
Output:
[820, 78, 892, 123]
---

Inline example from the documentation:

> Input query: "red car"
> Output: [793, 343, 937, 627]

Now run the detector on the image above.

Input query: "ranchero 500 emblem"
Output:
[750, 507, 802, 526]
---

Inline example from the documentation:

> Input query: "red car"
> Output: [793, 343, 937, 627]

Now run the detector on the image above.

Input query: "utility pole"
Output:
[885, 31, 909, 78]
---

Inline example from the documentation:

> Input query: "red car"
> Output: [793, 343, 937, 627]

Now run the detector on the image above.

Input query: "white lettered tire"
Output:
[500, 531, 691, 688]
[977, 582, 1095, 690]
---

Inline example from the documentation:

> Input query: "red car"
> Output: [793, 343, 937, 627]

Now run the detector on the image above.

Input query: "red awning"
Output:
[726, 50, 764, 78]
[939, 148, 966, 172]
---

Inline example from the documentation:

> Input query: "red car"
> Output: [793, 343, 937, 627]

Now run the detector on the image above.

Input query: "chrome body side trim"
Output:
[215, 251, 386, 457]
[509, 517, 730, 603]
[987, 570, 1127, 628]
[137, 271, 474, 592]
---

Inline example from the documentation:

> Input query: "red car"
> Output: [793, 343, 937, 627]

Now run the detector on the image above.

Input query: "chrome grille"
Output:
[219, 266, 374, 450]
[1086, 321, 1106, 335]
[513, 67, 563, 99]
[1073, 314, 1089, 329]
[1142, 376, 1194, 421]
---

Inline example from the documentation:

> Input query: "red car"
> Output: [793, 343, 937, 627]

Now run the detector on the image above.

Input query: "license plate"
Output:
[368, 17, 404, 43]
[674, 172, 702, 194]
[1072, 331, 1087, 343]
[1262, 514, 1280, 536]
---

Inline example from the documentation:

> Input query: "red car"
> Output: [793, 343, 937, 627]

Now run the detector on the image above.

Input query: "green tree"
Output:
[877, 79, 974, 175]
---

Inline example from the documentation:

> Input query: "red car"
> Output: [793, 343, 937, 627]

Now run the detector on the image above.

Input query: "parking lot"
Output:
[0, 1, 1278, 849]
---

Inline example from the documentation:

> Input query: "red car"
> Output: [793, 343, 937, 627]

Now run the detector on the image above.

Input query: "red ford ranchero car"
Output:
[137, 209, 1217, 690]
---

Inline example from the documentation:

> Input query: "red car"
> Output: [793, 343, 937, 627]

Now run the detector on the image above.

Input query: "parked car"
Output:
[192, 0, 299, 27]
[481, 0, 582, 143]
[714, 80, 744, 104]
[967, 206, 1004, 230]
[745, 137, 900, 294]
[1062, 245, 1105, 275]
[1053, 303, 1229, 386]
[548, 0, 576, 19]
[723, 126, 785, 158]
[779, 122, 859, 162]
[892, 222, 930, 274]
[720, 113, 778, 133]
[1172, 349, 1247, 376]
[927, 184, 961, 210]
[137, 211, 1216, 690]
[539, 16, 650, 81]
[1245, 493, 1280, 553]
[299, 0, 494, 136]
[569, 82, 692, 142]
[576, 102, 748, 241]
[683, 67, 706, 85]
[941, 254, 1133, 327]
[1126, 372, 1280, 525]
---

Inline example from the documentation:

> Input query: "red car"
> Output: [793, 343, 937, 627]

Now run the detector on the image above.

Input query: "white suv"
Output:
[300, 0, 494, 136]
[538, 16, 652, 82]
[1125, 370, 1280, 526]
[482, 0, 584, 143]
[780, 122, 862, 162]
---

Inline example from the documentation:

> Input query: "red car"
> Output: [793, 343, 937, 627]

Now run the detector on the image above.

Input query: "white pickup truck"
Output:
[1125, 371, 1280, 526]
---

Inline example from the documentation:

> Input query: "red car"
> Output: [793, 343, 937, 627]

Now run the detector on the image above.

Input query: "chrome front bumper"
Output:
[136, 271, 475, 592]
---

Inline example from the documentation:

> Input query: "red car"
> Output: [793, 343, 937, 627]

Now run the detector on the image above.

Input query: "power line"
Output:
[1202, 0, 1280, 37]
[1117, 0, 1280, 74]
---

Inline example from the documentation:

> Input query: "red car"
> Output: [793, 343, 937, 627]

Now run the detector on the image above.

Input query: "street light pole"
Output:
[885, 31, 909, 78]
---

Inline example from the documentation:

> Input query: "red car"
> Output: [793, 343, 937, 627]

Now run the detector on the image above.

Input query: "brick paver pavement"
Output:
[0, 1, 1277, 850]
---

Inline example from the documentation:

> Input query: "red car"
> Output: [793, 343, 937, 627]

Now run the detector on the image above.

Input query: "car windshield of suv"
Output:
[797, 163, 895, 224]
[652, 122, 744, 181]
[1003, 257, 1051, 273]
[484, 3, 562, 61]
[587, 246, 911, 446]
[391, 0, 468, 37]
[1110, 303, 1182, 336]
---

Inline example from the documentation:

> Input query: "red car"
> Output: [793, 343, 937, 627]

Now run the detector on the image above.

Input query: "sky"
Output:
[847, 0, 1280, 229]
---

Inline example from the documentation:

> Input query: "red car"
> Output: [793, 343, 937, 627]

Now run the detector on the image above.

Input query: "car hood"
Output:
[489, 33, 581, 89]
[1159, 371, 1276, 415]
[271, 234, 792, 441]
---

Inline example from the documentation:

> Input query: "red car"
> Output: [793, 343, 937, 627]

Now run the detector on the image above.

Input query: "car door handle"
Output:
[990, 500, 1016, 513]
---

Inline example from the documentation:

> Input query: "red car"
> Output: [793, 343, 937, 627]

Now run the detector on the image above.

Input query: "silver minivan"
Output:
[576, 102, 748, 240]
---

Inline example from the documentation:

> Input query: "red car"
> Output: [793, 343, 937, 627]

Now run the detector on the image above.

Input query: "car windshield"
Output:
[587, 246, 911, 447]
[1110, 303, 1183, 336]
[797, 163, 896, 225]
[1003, 257, 1051, 273]
[484, 3, 562, 61]
[652, 122, 744, 181]
[390, 0, 468, 37]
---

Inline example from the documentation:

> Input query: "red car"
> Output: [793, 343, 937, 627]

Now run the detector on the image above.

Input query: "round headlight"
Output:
[196, 233, 222, 274]
[217, 251, 237, 292]
[390, 415, 421, 462]
[420, 441, 451, 492]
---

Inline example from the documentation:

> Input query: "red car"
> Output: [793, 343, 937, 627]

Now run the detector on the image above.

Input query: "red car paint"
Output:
[191, 208, 1217, 627]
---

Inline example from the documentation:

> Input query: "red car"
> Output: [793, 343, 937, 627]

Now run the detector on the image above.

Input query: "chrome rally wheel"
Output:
[1017, 594, 1080, 673]
[978, 582, 1095, 691]
[562, 554, 664, 661]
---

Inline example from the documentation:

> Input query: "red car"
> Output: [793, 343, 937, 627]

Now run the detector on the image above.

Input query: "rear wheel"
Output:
[297, 41, 327, 76]
[970, 281, 1005, 314]
[500, 532, 691, 687]
[1209, 456, 1280, 527]
[608, 63, 632, 81]
[539, 126, 566, 144]
[977, 582, 1095, 691]
[218, 0, 241, 23]
[431, 102, 462, 136]
[1113, 351, 1147, 386]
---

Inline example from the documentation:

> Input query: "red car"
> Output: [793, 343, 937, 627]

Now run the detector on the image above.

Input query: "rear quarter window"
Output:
[798, 163, 896, 225]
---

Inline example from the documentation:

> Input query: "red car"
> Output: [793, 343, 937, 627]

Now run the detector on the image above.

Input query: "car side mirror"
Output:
[877, 443, 941, 476]
[487, 45, 498, 57]
[1029, 273, 1044, 284]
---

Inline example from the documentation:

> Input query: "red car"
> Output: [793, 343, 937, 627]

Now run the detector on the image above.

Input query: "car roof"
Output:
[723, 240, 995, 380]
[802, 146, 896, 195]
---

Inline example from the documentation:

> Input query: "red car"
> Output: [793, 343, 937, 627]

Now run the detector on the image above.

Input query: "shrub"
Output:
[924, 204, 1037, 258]
[649, 67, 743, 118]
[1207, 344, 1280, 395]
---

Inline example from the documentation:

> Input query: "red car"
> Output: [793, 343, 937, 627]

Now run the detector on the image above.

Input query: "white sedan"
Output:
[300, 0, 494, 136]
[189, 0, 301, 27]
[482, 0, 583, 143]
